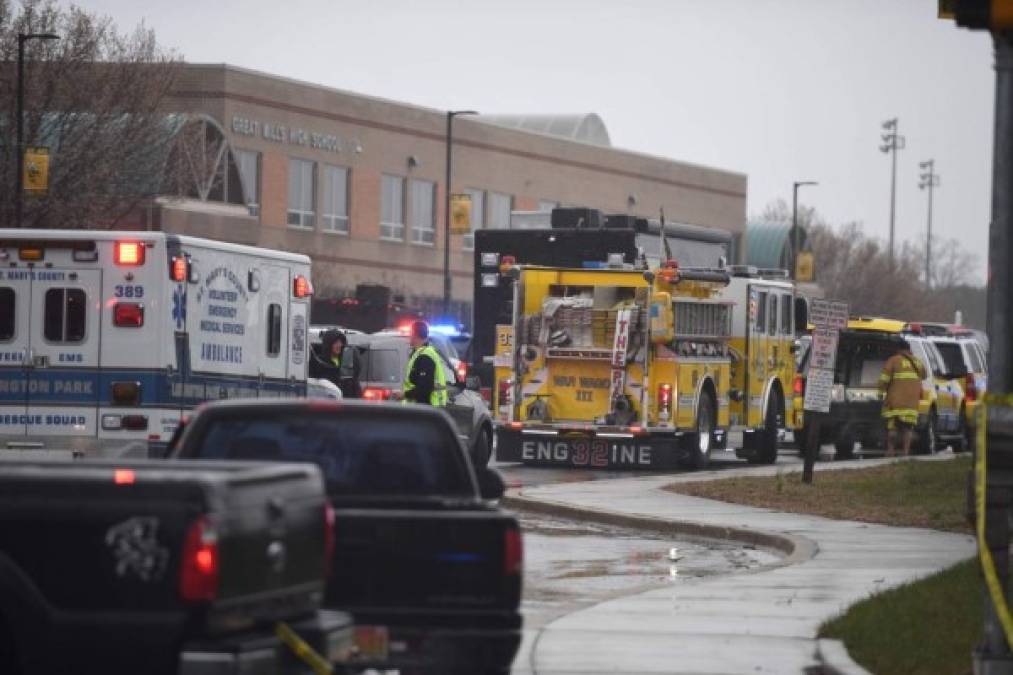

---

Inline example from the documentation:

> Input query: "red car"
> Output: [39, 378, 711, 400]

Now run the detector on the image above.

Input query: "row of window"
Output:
[754, 291, 794, 336]
[0, 287, 287, 358]
[235, 150, 546, 249]
[0, 288, 87, 344]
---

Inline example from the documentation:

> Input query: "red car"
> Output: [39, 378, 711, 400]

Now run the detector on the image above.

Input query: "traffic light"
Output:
[940, 0, 1013, 31]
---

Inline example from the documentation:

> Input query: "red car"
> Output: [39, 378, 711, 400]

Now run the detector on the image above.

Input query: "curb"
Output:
[816, 639, 873, 675]
[502, 492, 819, 569]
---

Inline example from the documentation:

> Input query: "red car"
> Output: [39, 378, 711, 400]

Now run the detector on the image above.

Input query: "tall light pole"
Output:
[792, 180, 818, 281]
[918, 159, 940, 288]
[879, 118, 906, 267]
[15, 32, 60, 229]
[443, 109, 478, 316]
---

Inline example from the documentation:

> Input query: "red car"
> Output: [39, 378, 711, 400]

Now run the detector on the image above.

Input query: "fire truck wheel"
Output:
[683, 394, 715, 470]
[750, 399, 780, 465]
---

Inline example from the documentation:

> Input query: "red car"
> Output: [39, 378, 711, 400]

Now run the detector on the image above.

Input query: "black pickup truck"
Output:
[0, 459, 352, 675]
[169, 400, 523, 675]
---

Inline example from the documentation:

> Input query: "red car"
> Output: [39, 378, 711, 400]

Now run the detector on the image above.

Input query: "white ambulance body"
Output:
[0, 230, 312, 457]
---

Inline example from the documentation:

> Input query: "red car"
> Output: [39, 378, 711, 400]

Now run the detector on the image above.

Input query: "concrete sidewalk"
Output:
[507, 456, 976, 675]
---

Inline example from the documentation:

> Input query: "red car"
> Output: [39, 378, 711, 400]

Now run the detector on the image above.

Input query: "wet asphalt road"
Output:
[514, 508, 780, 633]
[494, 446, 797, 675]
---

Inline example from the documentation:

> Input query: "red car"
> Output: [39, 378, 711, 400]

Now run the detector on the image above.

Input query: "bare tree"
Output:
[754, 199, 985, 325]
[1, 0, 182, 228]
[912, 232, 979, 289]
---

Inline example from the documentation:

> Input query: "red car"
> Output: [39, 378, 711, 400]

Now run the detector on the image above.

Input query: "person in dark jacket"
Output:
[315, 330, 361, 398]
[403, 321, 447, 406]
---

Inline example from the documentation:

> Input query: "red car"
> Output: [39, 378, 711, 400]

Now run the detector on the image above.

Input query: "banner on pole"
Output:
[450, 193, 472, 234]
[23, 147, 50, 195]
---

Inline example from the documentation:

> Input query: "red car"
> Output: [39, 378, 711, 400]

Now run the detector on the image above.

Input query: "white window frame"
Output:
[409, 179, 436, 246]
[287, 158, 315, 229]
[488, 191, 512, 230]
[462, 188, 485, 251]
[381, 174, 406, 241]
[235, 149, 261, 216]
[322, 164, 350, 234]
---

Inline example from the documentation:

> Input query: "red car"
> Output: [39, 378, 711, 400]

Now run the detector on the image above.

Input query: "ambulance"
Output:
[0, 230, 312, 457]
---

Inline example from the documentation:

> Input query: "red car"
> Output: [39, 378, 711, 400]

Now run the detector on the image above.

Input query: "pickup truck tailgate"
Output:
[0, 460, 328, 631]
[329, 507, 521, 614]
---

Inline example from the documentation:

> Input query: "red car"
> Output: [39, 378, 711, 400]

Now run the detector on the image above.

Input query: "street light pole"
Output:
[791, 180, 818, 281]
[918, 159, 940, 288]
[443, 109, 478, 316]
[15, 31, 60, 229]
[879, 118, 906, 267]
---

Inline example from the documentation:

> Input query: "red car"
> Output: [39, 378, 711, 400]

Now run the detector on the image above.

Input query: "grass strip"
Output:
[819, 557, 980, 675]
[665, 457, 972, 533]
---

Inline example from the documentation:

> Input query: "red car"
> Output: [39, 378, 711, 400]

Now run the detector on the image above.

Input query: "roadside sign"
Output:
[803, 367, 834, 413]
[804, 299, 849, 413]
[808, 299, 848, 330]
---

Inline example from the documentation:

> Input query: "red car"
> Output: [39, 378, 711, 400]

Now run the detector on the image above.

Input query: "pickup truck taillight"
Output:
[324, 501, 336, 576]
[966, 373, 978, 403]
[180, 516, 219, 602]
[362, 387, 392, 401]
[504, 526, 522, 576]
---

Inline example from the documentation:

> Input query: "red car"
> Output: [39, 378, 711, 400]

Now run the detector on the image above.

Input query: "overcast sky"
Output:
[86, 0, 995, 282]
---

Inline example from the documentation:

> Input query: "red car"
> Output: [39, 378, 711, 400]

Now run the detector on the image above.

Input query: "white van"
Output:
[0, 230, 312, 457]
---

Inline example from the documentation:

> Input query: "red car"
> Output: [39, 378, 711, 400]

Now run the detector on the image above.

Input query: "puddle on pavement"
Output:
[516, 508, 781, 624]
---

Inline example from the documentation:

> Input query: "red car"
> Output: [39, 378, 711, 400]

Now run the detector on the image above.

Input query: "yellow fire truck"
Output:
[493, 262, 735, 469]
[718, 267, 798, 464]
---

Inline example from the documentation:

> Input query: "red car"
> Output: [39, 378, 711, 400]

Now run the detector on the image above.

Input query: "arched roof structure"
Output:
[476, 113, 612, 146]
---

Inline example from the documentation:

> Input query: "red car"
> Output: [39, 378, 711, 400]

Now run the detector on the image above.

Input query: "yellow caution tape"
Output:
[275, 621, 333, 675]
[976, 398, 1013, 646]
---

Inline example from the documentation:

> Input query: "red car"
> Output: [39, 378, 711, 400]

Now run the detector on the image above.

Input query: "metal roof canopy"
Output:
[475, 113, 612, 147]
[745, 221, 808, 270]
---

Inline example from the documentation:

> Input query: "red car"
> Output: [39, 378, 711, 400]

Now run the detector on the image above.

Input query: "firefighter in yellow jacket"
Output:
[878, 341, 927, 457]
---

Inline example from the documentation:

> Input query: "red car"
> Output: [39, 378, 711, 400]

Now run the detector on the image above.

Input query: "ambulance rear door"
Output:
[0, 272, 31, 440]
[24, 268, 102, 440]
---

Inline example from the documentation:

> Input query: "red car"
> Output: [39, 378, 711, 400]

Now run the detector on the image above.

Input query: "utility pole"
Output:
[442, 109, 478, 316]
[15, 32, 60, 228]
[791, 180, 818, 281]
[918, 160, 941, 288]
[879, 118, 905, 267]
[940, 2, 1013, 671]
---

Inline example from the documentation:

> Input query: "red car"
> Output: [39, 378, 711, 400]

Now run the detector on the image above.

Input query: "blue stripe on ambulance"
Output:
[0, 368, 304, 406]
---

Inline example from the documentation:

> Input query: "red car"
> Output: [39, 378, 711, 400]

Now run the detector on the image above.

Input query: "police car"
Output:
[0, 230, 313, 457]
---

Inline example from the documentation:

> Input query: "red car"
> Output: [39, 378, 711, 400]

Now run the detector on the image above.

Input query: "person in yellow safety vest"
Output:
[403, 321, 448, 407]
[878, 341, 927, 457]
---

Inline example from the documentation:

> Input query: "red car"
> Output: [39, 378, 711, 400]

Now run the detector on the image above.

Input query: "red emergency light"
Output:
[293, 275, 312, 298]
[114, 241, 145, 266]
[114, 303, 144, 327]
[171, 256, 188, 282]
